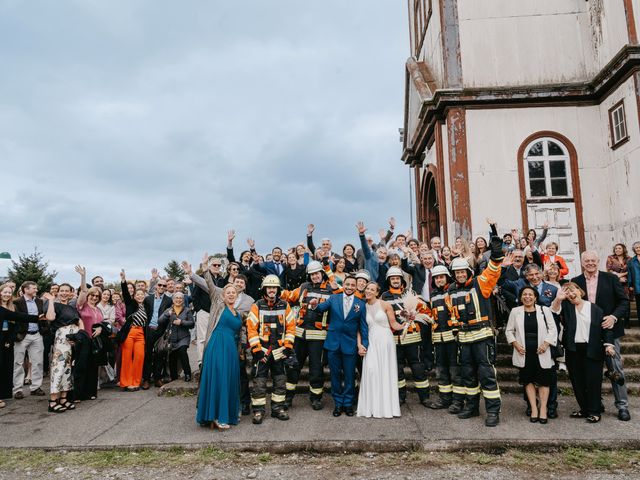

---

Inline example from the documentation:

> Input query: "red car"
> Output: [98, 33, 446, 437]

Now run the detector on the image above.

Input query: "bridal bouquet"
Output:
[399, 291, 433, 340]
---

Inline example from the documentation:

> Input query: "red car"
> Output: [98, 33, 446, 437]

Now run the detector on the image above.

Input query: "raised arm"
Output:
[75, 265, 88, 308]
[306, 224, 316, 254]
[476, 237, 504, 299]
[357, 222, 372, 260]
[534, 223, 549, 248]
[227, 230, 237, 262]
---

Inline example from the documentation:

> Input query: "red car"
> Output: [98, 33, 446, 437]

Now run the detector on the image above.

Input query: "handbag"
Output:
[540, 306, 564, 359]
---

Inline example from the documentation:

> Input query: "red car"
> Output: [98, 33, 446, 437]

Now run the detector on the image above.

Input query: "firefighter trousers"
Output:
[396, 342, 429, 401]
[285, 338, 324, 400]
[251, 356, 286, 413]
[434, 341, 464, 405]
[459, 337, 501, 414]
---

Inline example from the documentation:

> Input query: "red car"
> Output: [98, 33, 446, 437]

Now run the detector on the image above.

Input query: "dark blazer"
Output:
[314, 294, 368, 354]
[572, 271, 628, 339]
[157, 307, 195, 350]
[401, 258, 429, 295]
[13, 297, 46, 342]
[560, 300, 614, 361]
[502, 279, 558, 308]
[143, 293, 173, 337]
[0, 307, 40, 369]
[501, 265, 526, 282]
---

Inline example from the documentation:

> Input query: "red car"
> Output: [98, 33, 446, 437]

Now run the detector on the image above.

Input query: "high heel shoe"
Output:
[530, 416, 539, 423]
[539, 417, 548, 424]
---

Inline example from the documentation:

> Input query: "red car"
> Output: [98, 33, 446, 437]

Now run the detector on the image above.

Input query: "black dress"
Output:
[519, 311, 552, 386]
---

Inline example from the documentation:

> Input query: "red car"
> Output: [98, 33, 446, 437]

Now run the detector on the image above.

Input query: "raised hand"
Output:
[356, 221, 366, 235]
[389, 217, 396, 229]
[151, 268, 159, 280]
[307, 224, 315, 235]
[502, 251, 514, 267]
[74, 265, 86, 277]
[227, 230, 236, 243]
[556, 286, 568, 302]
[120, 269, 126, 282]
[42, 292, 55, 301]
[378, 229, 387, 241]
[247, 238, 256, 250]
[404, 228, 412, 239]
[542, 222, 549, 230]
[202, 252, 210, 268]
[181, 261, 192, 275]
[486, 217, 496, 226]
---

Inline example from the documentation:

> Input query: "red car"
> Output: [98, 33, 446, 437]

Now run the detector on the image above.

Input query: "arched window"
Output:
[523, 138, 572, 199]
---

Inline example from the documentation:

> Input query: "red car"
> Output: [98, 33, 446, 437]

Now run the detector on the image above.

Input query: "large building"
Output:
[402, 0, 640, 276]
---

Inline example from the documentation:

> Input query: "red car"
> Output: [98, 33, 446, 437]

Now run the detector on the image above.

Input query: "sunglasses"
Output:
[229, 268, 239, 271]
[211, 264, 221, 267]
[89, 294, 100, 298]
[157, 284, 167, 287]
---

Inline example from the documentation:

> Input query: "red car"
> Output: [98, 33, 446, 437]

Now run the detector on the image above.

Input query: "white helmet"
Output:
[306, 261, 324, 275]
[386, 266, 404, 279]
[354, 269, 371, 282]
[431, 265, 450, 278]
[451, 258, 473, 274]
[261, 274, 281, 289]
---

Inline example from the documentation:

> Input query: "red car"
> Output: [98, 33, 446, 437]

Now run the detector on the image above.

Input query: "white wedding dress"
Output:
[357, 300, 401, 418]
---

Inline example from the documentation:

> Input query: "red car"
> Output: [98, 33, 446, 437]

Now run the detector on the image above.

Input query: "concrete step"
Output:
[497, 341, 640, 355]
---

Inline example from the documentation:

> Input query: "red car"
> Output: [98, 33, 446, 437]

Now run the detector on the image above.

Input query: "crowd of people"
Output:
[0, 217, 638, 430]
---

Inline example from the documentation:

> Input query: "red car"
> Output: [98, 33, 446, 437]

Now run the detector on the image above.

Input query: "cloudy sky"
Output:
[0, 1, 412, 284]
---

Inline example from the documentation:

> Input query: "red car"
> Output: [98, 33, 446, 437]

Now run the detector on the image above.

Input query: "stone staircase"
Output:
[160, 303, 640, 397]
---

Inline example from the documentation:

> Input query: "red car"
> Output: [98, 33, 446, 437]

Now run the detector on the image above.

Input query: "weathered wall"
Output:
[417, 2, 445, 88]
[456, 0, 629, 88]
[463, 94, 639, 265]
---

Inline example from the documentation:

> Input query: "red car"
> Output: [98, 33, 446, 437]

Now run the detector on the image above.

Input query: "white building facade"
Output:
[402, 0, 640, 276]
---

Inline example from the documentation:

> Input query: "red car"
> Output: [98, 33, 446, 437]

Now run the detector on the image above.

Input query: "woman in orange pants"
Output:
[118, 270, 147, 391]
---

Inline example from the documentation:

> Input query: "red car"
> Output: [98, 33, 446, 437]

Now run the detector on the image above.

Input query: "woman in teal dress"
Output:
[194, 263, 243, 430]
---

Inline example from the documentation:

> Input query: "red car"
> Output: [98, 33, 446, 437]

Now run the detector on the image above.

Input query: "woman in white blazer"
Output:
[505, 286, 558, 424]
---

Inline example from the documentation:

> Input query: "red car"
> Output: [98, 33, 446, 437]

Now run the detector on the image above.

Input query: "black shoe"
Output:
[485, 413, 500, 427]
[332, 407, 342, 417]
[13, 391, 24, 400]
[184, 375, 192, 382]
[548, 409, 558, 419]
[252, 411, 264, 425]
[241, 404, 251, 416]
[311, 399, 323, 411]
[428, 400, 452, 410]
[31, 388, 46, 396]
[539, 418, 548, 425]
[447, 403, 463, 414]
[399, 398, 406, 405]
[271, 409, 289, 421]
[530, 416, 539, 423]
[457, 409, 480, 419]
[618, 409, 631, 421]
[344, 406, 355, 416]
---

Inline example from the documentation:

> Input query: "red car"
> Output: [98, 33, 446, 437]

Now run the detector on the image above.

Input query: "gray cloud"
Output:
[0, 1, 412, 283]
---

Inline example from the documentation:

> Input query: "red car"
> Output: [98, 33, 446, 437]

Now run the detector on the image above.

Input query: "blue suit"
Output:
[253, 261, 286, 283]
[315, 293, 368, 408]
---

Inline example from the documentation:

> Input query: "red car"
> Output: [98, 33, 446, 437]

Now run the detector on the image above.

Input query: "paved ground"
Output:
[2, 384, 639, 451]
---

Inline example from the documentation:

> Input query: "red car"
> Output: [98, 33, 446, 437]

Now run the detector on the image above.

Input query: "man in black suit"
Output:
[572, 250, 630, 421]
[499, 250, 526, 309]
[142, 278, 172, 389]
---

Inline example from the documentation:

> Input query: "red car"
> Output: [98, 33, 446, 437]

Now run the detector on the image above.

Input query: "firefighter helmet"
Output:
[354, 269, 371, 282]
[431, 265, 451, 278]
[260, 274, 281, 289]
[386, 266, 404, 279]
[306, 261, 324, 275]
[451, 258, 474, 274]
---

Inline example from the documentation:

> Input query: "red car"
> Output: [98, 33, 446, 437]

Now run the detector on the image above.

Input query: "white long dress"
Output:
[357, 300, 401, 418]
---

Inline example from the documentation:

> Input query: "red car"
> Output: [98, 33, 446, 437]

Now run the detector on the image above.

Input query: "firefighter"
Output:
[281, 260, 340, 410]
[448, 235, 504, 427]
[354, 269, 371, 300]
[246, 274, 296, 424]
[426, 265, 465, 412]
[381, 266, 431, 406]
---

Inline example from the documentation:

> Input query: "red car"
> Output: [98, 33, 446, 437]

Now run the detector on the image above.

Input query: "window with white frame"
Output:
[523, 138, 572, 199]
[608, 100, 628, 148]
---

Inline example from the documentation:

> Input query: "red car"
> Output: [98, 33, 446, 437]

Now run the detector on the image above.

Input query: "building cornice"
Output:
[402, 44, 640, 166]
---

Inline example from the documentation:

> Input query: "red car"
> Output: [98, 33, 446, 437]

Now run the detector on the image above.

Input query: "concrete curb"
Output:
[6, 438, 640, 454]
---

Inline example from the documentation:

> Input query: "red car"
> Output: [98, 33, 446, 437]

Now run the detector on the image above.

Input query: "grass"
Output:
[0, 447, 639, 473]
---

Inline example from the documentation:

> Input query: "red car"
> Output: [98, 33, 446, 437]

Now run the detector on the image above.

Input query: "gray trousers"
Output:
[13, 332, 44, 394]
[605, 338, 628, 410]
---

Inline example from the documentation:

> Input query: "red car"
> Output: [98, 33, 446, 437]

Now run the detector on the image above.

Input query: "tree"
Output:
[7, 249, 57, 294]
[164, 260, 186, 281]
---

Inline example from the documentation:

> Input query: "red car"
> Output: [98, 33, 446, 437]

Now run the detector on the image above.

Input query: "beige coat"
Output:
[505, 305, 558, 369]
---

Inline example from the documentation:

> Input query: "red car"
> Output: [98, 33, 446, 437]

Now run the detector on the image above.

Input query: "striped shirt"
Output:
[131, 305, 147, 327]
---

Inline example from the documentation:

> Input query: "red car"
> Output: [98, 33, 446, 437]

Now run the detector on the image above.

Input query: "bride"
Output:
[357, 281, 405, 418]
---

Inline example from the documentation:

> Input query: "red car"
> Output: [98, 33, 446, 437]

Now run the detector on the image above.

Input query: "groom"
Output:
[310, 276, 368, 417]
